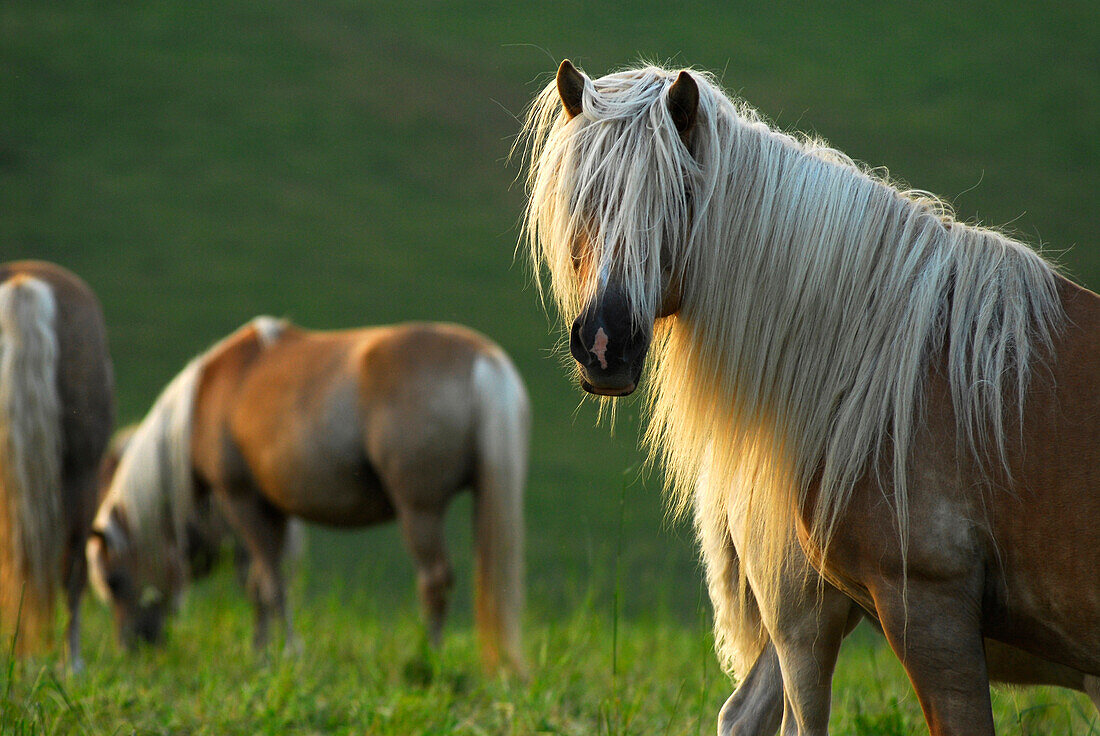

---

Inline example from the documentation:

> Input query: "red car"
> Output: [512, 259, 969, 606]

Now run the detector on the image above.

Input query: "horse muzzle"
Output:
[569, 311, 649, 397]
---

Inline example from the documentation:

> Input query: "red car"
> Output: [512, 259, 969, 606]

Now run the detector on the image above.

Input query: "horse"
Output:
[97, 424, 306, 584]
[519, 60, 1099, 735]
[0, 260, 114, 671]
[87, 317, 528, 674]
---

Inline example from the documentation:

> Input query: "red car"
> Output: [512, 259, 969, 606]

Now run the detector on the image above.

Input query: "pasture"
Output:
[1, 1, 1097, 733]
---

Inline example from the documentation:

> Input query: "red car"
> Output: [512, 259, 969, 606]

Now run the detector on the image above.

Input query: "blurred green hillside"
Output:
[2, 0, 1096, 627]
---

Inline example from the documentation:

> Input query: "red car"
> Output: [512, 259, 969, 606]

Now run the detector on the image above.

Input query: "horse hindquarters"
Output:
[0, 276, 63, 654]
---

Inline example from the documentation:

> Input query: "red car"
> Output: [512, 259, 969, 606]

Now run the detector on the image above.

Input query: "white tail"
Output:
[471, 349, 529, 673]
[0, 276, 63, 652]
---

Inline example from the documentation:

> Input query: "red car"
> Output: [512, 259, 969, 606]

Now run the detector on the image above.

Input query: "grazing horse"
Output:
[520, 60, 1099, 735]
[0, 261, 113, 670]
[88, 317, 528, 673]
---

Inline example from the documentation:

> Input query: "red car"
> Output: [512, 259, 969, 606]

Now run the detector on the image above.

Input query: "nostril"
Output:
[570, 317, 592, 366]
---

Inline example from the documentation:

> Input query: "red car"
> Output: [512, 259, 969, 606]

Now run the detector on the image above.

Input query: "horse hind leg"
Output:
[58, 537, 85, 673]
[395, 504, 452, 648]
[63, 523, 88, 673]
[61, 466, 99, 674]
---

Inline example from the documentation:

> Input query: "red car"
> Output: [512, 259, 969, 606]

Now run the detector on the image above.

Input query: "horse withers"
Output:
[521, 60, 1099, 735]
[0, 261, 113, 671]
[88, 318, 528, 673]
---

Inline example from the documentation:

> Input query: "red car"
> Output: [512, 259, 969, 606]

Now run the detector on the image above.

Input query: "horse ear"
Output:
[667, 70, 699, 140]
[556, 59, 585, 119]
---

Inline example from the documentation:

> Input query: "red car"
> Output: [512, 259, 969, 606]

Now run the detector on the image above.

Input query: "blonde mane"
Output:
[93, 316, 287, 595]
[520, 63, 1063, 674]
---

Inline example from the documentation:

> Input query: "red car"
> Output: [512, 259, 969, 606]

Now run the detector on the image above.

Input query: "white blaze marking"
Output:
[591, 327, 609, 369]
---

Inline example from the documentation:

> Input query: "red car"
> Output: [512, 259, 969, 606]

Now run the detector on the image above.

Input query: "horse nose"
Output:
[570, 313, 645, 371]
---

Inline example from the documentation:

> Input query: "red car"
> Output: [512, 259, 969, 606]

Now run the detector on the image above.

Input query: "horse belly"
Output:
[262, 458, 395, 528]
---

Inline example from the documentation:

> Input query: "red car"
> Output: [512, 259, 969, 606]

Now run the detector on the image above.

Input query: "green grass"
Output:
[1, 0, 1097, 732]
[2, 572, 1097, 734]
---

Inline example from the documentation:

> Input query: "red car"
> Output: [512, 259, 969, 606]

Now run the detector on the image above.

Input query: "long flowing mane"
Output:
[92, 316, 286, 596]
[520, 64, 1063, 673]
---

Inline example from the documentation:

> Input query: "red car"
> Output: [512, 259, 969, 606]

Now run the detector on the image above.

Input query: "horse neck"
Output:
[655, 106, 1061, 560]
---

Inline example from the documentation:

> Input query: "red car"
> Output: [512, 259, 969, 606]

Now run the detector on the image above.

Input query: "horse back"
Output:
[190, 320, 288, 495]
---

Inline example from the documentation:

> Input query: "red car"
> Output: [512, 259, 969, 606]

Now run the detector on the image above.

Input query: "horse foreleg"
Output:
[716, 594, 857, 736]
[770, 586, 861, 736]
[872, 578, 994, 736]
[717, 640, 784, 736]
[396, 506, 452, 647]
[216, 490, 292, 652]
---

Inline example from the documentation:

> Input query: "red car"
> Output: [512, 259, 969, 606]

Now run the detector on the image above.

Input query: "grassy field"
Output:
[1, 0, 1098, 733]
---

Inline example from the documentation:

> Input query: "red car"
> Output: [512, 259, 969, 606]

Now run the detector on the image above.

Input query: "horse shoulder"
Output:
[191, 324, 281, 488]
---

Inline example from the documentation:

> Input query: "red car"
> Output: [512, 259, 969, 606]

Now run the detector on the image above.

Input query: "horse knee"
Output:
[717, 642, 784, 736]
[417, 561, 453, 612]
[246, 564, 282, 607]
[718, 689, 783, 736]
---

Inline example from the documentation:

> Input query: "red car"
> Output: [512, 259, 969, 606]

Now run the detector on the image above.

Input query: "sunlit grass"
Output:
[2, 566, 1096, 735]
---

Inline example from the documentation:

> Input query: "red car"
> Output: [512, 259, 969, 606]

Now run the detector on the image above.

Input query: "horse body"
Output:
[706, 427, 1100, 736]
[823, 275, 1100, 669]
[521, 60, 1099, 734]
[209, 325, 486, 528]
[808, 314, 1100, 731]
[90, 318, 528, 673]
[989, 279, 1100, 669]
[0, 260, 113, 670]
